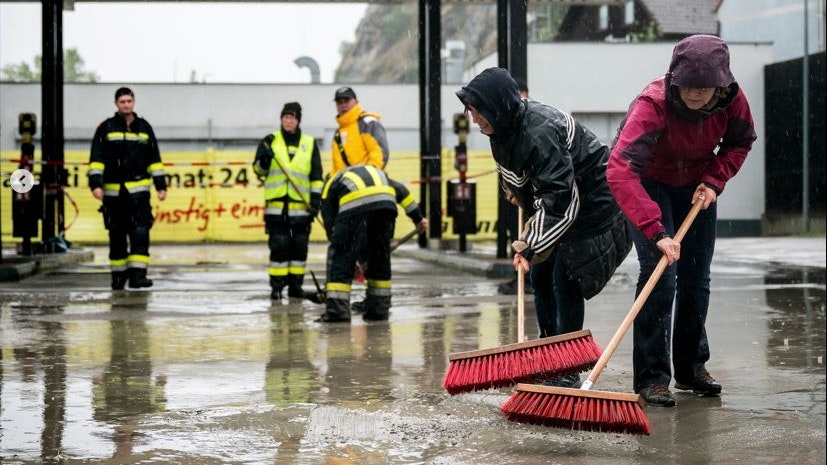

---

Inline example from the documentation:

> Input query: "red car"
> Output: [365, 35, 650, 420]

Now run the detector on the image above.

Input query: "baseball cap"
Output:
[334, 86, 357, 101]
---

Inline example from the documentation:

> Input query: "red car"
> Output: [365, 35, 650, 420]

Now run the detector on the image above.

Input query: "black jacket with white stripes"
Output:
[491, 99, 620, 255]
[457, 68, 631, 298]
[456, 67, 624, 266]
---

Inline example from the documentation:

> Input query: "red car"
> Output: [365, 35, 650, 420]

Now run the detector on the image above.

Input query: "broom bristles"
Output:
[501, 384, 651, 435]
[443, 330, 601, 395]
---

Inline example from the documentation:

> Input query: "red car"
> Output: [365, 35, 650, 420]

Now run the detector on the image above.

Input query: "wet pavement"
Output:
[0, 239, 825, 464]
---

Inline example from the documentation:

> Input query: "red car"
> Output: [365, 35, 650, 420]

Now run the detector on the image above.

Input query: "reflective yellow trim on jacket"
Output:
[148, 161, 165, 177]
[310, 179, 324, 196]
[106, 131, 150, 142]
[102, 179, 152, 196]
[339, 185, 395, 213]
[264, 199, 313, 218]
[88, 161, 105, 176]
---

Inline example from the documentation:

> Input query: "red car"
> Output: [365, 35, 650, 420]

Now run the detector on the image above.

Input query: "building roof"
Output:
[642, 0, 720, 36]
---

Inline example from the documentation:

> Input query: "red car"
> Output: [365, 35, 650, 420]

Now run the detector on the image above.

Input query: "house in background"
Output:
[554, 0, 720, 41]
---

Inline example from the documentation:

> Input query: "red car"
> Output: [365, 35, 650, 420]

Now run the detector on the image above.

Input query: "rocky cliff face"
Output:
[335, 3, 499, 84]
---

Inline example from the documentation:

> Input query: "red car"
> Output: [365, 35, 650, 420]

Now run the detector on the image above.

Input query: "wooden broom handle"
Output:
[517, 207, 526, 343]
[582, 198, 704, 390]
[390, 226, 421, 252]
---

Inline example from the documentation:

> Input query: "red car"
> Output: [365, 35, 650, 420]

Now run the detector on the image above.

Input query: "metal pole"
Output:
[802, 0, 810, 233]
[41, 0, 65, 251]
[417, 0, 442, 247]
[495, 0, 527, 259]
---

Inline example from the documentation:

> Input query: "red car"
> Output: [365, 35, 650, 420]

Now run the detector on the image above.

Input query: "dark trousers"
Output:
[631, 182, 717, 392]
[530, 248, 585, 338]
[266, 219, 311, 291]
[103, 190, 152, 270]
[326, 211, 395, 310]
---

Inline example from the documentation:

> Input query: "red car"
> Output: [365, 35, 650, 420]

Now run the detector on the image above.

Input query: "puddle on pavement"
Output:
[0, 263, 824, 464]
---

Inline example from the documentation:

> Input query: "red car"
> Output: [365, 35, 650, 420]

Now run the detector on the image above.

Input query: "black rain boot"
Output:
[111, 271, 128, 290]
[128, 268, 153, 289]
[287, 274, 305, 299]
[317, 298, 351, 323]
[362, 295, 391, 321]
[269, 275, 287, 300]
[351, 300, 365, 313]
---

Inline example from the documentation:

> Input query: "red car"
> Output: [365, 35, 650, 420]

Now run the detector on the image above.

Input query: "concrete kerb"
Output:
[0, 248, 95, 282]
[2, 236, 822, 283]
[393, 245, 514, 278]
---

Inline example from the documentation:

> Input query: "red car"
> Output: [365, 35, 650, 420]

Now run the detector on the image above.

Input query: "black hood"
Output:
[455, 67, 522, 137]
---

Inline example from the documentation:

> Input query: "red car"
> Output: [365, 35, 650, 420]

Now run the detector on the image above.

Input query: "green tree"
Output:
[1, 48, 99, 83]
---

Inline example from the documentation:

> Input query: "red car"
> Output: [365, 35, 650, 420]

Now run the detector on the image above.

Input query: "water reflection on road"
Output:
[0, 245, 824, 464]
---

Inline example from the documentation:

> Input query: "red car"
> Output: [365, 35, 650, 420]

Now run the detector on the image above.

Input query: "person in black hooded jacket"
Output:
[456, 67, 632, 387]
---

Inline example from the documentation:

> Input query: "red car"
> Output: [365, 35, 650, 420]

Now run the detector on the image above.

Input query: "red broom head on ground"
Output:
[443, 330, 601, 395]
[500, 383, 651, 435]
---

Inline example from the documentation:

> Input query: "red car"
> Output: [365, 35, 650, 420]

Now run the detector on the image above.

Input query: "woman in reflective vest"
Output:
[253, 102, 324, 300]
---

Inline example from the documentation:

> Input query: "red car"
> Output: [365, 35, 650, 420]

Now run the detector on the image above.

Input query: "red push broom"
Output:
[501, 198, 704, 435]
[443, 208, 602, 395]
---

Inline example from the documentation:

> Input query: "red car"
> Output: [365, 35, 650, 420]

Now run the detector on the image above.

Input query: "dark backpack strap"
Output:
[334, 129, 350, 167]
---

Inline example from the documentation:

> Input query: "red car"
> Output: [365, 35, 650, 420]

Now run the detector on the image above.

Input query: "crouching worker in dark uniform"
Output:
[88, 87, 167, 290]
[253, 102, 324, 300]
[318, 164, 427, 322]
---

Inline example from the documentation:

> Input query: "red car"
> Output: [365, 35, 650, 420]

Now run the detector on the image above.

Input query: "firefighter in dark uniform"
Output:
[88, 87, 167, 290]
[318, 164, 427, 322]
[253, 102, 324, 300]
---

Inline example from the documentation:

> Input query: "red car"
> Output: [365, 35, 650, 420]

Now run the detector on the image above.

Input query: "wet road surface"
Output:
[1, 243, 824, 464]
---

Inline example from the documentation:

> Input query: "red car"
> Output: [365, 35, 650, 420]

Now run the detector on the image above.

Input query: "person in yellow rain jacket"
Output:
[253, 102, 324, 300]
[330, 86, 389, 174]
[318, 165, 427, 323]
[88, 87, 167, 290]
